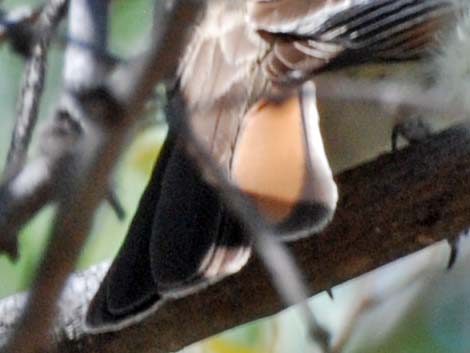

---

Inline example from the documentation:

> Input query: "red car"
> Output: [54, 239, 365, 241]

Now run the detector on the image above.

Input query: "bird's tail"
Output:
[85, 131, 251, 332]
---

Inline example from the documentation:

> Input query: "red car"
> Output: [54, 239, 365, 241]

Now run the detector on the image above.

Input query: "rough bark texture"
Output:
[2, 122, 470, 353]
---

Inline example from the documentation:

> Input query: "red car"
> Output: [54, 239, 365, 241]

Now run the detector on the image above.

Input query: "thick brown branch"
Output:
[2, 122, 469, 353]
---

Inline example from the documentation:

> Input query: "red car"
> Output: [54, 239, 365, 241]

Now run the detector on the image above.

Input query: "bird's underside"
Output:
[86, 0, 458, 331]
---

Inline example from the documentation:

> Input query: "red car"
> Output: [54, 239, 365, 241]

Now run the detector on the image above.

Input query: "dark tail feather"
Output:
[86, 132, 250, 331]
[85, 134, 175, 330]
[147, 134, 250, 292]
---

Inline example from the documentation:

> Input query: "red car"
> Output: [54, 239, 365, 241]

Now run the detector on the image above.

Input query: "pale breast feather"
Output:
[178, 1, 268, 173]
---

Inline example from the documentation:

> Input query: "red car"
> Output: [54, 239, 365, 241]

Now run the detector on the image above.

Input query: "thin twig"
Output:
[4, 0, 68, 181]
[0, 0, 68, 258]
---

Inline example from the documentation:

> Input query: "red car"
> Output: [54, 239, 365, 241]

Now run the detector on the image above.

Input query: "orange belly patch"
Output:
[231, 95, 306, 222]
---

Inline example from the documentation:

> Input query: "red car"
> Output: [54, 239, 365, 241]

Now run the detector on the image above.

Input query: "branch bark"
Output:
[4, 0, 68, 181]
[2, 121, 469, 353]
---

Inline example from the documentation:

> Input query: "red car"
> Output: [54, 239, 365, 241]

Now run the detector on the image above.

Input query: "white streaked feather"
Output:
[179, 1, 264, 106]
[246, 0, 376, 35]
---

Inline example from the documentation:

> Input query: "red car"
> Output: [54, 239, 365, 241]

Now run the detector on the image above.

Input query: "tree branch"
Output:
[0, 0, 68, 258]
[4, 0, 68, 182]
[2, 121, 469, 353]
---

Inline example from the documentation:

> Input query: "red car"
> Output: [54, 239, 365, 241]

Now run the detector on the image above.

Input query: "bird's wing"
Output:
[248, 0, 456, 84]
[178, 0, 267, 174]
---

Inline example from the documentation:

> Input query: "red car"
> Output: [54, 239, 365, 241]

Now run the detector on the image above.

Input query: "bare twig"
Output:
[0, 156, 56, 258]
[0, 0, 68, 257]
[4, 0, 68, 181]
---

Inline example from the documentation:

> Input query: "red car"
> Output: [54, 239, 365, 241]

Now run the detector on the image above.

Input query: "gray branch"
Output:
[4, 0, 68, 181]
[2, 122, 469, 353]
[0, 0, 68, 258]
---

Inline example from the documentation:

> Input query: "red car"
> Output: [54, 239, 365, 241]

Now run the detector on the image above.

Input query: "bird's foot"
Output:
[391, 116, 433, 152]
[447, 229, 470, 270]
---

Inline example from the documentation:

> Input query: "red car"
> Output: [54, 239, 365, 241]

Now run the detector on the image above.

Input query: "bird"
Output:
[86, 0, 458, 331]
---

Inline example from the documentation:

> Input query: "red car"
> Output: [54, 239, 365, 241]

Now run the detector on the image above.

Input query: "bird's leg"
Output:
[447, 229, 470, 270]
[105, 185, 125, 221]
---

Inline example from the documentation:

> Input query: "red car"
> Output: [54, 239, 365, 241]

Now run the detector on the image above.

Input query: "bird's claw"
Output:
[391, 116, 433, 152]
